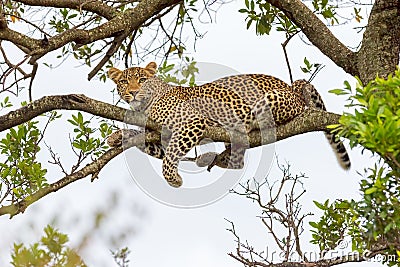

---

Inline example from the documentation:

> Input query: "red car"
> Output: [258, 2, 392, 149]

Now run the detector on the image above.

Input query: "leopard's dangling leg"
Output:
[162, 117, 206, 187]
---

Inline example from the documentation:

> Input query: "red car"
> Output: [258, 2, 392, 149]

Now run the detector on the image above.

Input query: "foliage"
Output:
[239, 0, 298, 36]
[0, 96, 12, 111]
[67, 112, 112, 159]
[239, 0, 340, 36]
[309, 70, 400, 266]
[11, 225, 86, 267]
[310, 0, 338, 25]
[330, 68, 400, 172]
[0, 120, 48, 202]
[300, 57, 322, 76]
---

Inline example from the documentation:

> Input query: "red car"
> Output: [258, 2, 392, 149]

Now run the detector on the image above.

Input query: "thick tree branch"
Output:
[0, 94, 159, 132]
[266, 0, 359, 77]
[15, 0, 118, 20]
[357, 0, 400, 83]
[0, 27, 41, 51]
[0, 0, 181, 63]
[0, 94, 341, 147]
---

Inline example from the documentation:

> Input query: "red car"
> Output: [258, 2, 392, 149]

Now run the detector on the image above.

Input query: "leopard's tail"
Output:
[324, 132, 351, 170]
[292, 80, 351, 170]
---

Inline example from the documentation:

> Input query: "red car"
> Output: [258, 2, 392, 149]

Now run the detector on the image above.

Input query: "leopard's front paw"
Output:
[162, 161, 183, 188]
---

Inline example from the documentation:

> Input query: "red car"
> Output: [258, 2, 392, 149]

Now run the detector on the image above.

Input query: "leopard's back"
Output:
[143, 74, 306, 132]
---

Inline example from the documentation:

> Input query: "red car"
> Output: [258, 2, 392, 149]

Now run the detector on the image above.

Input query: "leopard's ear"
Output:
[108, 67, 123, 83]
[145, 62, 157, 76]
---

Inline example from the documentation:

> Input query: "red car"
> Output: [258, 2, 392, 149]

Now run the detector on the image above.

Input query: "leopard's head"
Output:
[108, 62, 157, 103]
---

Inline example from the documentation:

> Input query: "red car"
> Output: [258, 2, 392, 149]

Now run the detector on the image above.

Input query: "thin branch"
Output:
[281, 31, 299, 84]
[124, 29, 138, 68]
[0, 130, 161, 218]
[28, 62, 38, 101]
[87, 34, 127, 80]
[46, 142, 69, 176]
[2, 13, 51, 37]
[0, 146, 122, 218]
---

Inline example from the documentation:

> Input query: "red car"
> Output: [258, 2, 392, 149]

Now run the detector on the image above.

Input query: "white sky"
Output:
[0, 1, 384, 267]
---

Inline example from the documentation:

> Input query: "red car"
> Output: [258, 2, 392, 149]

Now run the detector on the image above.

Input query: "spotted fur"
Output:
[107, 63, 351, 187]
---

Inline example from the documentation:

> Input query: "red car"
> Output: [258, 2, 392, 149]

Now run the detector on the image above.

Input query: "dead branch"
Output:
[227, 164, 400, 267]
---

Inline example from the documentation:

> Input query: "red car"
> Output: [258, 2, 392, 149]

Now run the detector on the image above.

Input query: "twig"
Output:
[28, 62, 38, 101]
[3, 13, 51, 37]
[124, 29, 138, 68]
[281, 31, 299, 84]
[88, 34, 127, 80]
[46, 142, 68, 175]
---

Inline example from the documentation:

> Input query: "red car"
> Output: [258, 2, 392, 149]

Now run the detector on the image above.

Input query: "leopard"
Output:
[107, 62, 351, 187]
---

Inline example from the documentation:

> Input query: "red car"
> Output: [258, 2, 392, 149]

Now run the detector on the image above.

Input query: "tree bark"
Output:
[357, 0, 400, 83]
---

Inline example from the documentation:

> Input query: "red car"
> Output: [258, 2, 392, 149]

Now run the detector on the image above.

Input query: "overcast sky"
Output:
[0, 1, 381, 267]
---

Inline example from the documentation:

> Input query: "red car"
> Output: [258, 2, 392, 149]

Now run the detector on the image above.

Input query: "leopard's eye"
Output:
[138, 77, 147, 83]
[119, 79, 128, 84]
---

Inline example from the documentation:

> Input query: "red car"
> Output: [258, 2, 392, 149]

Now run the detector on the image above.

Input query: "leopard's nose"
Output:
[129, 91, 138, 99]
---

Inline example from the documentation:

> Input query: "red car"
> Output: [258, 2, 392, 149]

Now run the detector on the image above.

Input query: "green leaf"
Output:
[303, 57, 311, 68]
[326, 124, 340, 129]
[365, 187, 377, 194]
[328, 88, 348, 95]
[313, 200, 327, 210]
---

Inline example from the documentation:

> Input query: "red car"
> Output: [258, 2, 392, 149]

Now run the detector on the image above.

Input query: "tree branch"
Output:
[0, 94, 341, 148]
[266, 0, 359, 77]
[0, 92, 342, 217]
[0, 0, 181, 63]
[26, 0, 181, 63]
[0, 27, 41, 51]
[87, 33, 127, 80]
[0, 147, 123, 218]
[0, 130, 163, 218]
[15, 0, 118, 20]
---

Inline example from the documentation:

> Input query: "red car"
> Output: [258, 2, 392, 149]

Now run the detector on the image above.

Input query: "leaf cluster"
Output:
[331, 69, 400, 172]
[157, 57, 198, 86]
[68, 112, 112, 158]
[311, 71, 400, 265]
[11, 225, 86, 267]
[0, 121, 48, 202]
[239, 0, 298, 36]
